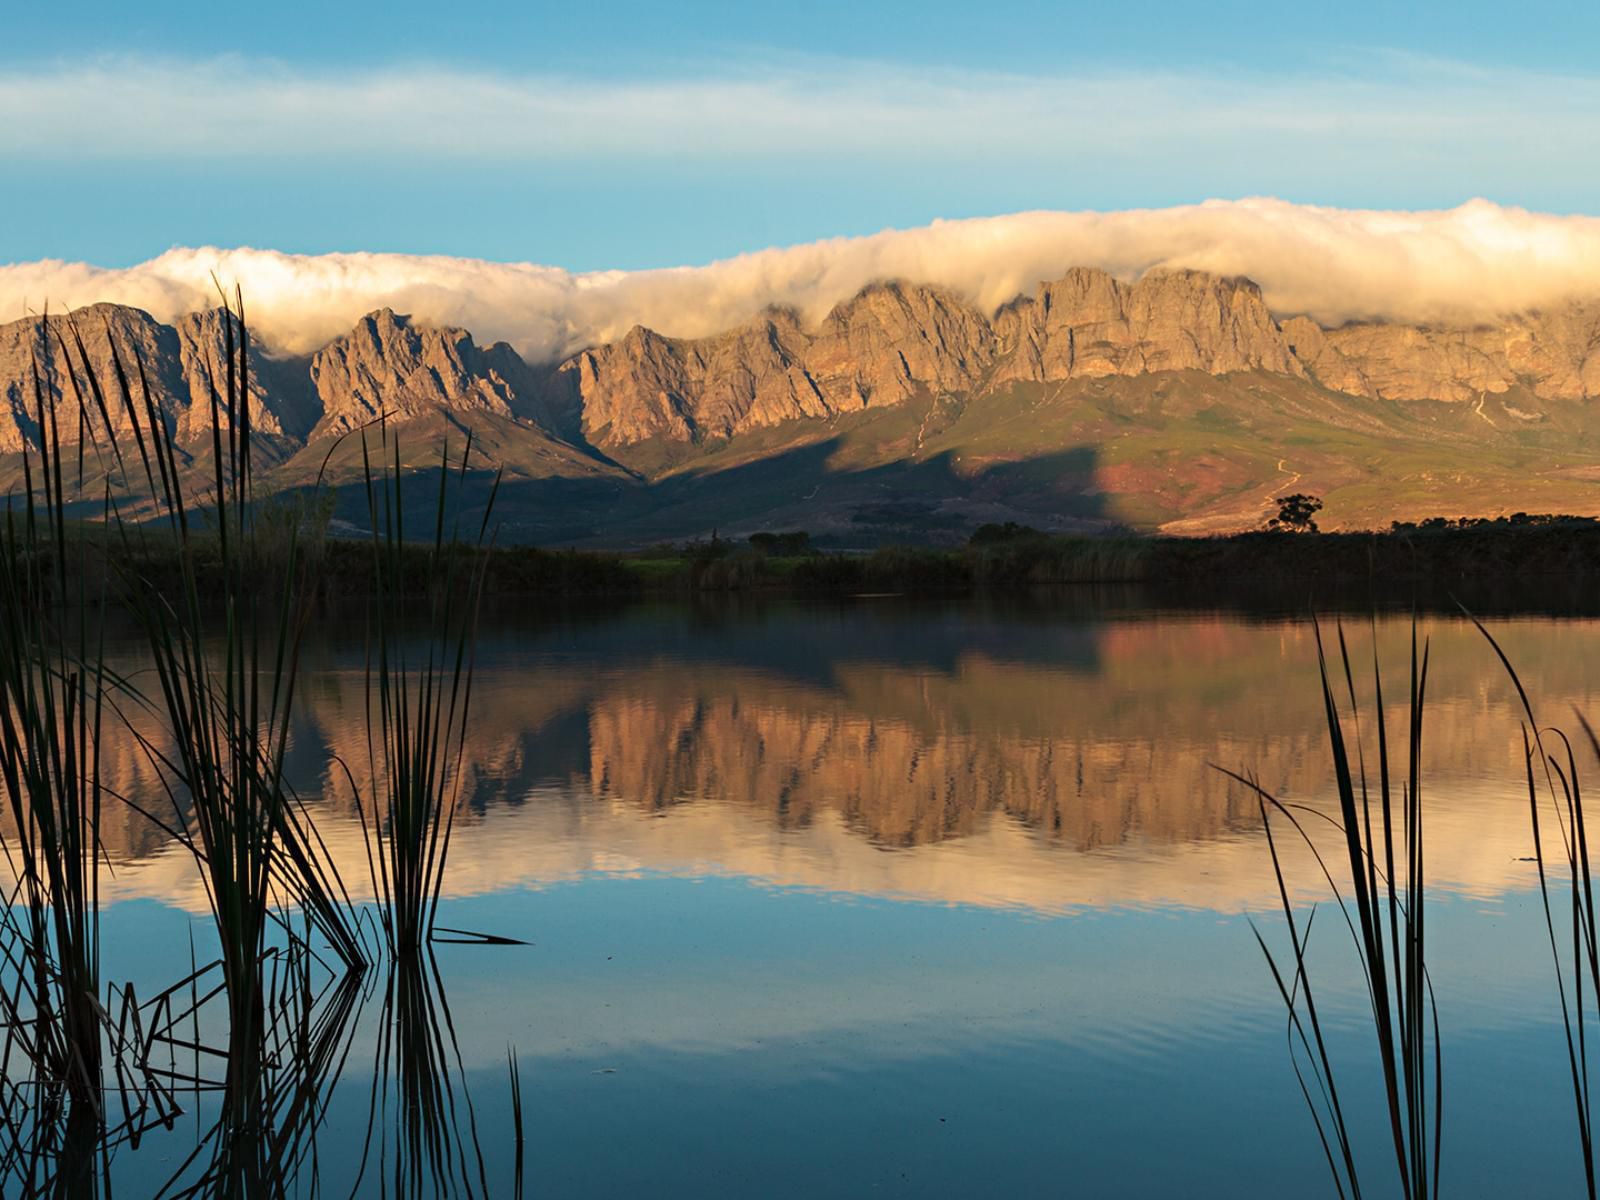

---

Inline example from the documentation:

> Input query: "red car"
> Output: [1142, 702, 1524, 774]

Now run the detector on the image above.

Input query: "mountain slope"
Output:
[544, 371, 1600, 545]
[5, 265, 1600, 543]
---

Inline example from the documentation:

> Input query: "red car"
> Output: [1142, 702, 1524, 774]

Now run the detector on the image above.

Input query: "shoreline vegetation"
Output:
[26, 510, 1600, 604]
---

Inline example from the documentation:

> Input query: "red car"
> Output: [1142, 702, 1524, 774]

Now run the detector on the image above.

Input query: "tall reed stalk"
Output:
[1224, 619, 1441, 1200]
[0, 314, 113, 1185]
[1473, 616, 1600, 1198]
[109, 311, 270, 1177]
[359, 425, 500, 955]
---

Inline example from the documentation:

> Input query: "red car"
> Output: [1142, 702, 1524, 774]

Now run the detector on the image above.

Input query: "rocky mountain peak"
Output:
[171, 307, 297, 438]
[993, 266, 1302, 383]
[554, 266, 1338, 451]
[0, 302, 290, 454]
[807, 281, 996, 406]
[308, 309, 520, 437]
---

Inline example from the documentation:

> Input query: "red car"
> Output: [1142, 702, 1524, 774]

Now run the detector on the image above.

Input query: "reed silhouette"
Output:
[0, 297, 523, 1195]
[1224, 620, 1441, 1200]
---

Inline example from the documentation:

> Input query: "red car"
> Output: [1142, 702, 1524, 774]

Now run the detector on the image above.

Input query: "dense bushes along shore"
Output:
[28, 513, 1600, 603]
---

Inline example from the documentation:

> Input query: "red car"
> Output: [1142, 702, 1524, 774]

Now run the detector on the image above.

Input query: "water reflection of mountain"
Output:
[59, 606, 1600, 912]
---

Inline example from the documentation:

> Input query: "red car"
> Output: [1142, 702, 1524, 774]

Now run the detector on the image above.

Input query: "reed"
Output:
[508, 1045, 524, 1199]
[358, 423, 501, 955]
[1472, 615, 1600, 1199]
[2, 295, 374, 1193]
[0, 309, 210, 1193]
[0, 295, 524, 1193]
[0, 316, 113, 1126]
[354, 950, 497, 1198]
[0, 966, 186, 1199]
[107, 297, 330, 1097]
[147, 937, 369, 1199]
[1223, 618, 1441, 1200]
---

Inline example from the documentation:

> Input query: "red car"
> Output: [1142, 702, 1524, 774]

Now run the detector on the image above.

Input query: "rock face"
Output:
[559, 313, 822, 445]
[6, 271, 1600, 465]
[561, 269, 1317, 449]
[554, 282, 999, 447]
[171, 308, 306, 439]
[0, 305, 550, 454]
[0, 303, 291, 454]
[994, 268, 1303, 383]
[805, 281, 997, 406]
[1283, 303, 1600, 403]
[561, 268, 1600, 450]
[307, 308, 531, 437]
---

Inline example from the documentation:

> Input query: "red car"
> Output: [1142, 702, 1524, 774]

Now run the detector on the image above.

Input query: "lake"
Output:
[23, 593, 1596, 1196]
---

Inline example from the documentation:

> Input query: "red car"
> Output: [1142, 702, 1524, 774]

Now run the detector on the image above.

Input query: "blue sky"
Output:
[4, 1, 1599, 269]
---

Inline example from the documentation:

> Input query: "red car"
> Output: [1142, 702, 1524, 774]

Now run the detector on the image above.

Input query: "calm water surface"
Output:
[68, 597, 1600, 1195]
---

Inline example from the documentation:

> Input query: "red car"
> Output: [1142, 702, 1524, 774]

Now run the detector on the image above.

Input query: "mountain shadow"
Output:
[489, 437, 1118, 547]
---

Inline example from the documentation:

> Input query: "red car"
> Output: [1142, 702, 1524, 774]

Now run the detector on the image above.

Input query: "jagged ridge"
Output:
[5, 264, 1600, 467]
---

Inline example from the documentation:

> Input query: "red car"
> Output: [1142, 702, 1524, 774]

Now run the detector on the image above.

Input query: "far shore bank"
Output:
[32, 514, 1600, 611]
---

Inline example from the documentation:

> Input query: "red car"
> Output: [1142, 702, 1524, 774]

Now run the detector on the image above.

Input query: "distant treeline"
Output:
[20, 513, 1600, 606]
[634, 515, 1600, 593]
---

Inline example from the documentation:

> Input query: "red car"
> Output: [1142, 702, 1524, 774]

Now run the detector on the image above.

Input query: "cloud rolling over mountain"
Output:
[6, 199, 1600, 361]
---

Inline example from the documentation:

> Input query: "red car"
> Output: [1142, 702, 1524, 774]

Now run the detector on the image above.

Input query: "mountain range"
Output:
[5, 266, 1600, 543]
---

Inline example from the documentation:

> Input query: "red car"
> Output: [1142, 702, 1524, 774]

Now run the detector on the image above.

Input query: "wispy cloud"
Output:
[3, 52, 1598, 165]
[6, 198, 1600, 360]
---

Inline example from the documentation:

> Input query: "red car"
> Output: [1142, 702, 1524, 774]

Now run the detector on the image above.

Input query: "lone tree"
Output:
[1269, 493, 1323, 533]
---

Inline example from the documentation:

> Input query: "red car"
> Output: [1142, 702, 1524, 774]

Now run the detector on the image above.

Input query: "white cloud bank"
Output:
[6, 198, 1600, 361]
